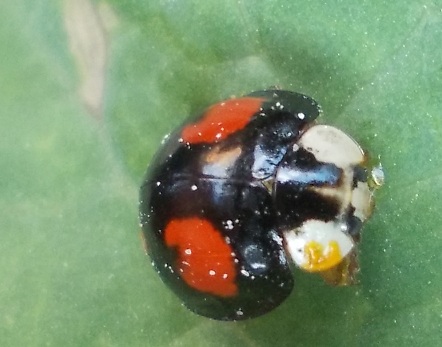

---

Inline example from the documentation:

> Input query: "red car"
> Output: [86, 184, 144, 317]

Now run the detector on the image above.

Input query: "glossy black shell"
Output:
[139, 90, 321, 320]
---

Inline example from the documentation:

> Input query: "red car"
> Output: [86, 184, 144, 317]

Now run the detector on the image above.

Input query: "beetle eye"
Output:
[346, 215, 364, 236]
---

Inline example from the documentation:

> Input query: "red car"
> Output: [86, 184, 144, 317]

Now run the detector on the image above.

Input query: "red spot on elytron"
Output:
[164, 217, 238, 297]
[181, 97, 264, 144]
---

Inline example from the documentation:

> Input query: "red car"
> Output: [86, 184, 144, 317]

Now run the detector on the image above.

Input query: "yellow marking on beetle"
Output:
[302, 240, 343, 272]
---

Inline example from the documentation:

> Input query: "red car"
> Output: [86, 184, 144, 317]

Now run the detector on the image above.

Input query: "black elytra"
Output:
[139, 90, 355, 320]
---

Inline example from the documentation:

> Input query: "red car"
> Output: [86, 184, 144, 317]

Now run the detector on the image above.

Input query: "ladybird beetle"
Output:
[139, 90, 383, 320]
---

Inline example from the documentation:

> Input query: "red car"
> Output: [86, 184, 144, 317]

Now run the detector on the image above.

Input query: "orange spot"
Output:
[181, 97, 264, 144]
[164, 217, 238, 297]
[302, 240, 343, 272]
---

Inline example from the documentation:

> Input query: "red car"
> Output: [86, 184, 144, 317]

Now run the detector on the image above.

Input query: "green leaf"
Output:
[1, 0, 441, 346]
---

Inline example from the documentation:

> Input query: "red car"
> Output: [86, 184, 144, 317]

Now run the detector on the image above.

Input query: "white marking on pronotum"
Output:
[351, 182, 373, 221]
[298, 125, 364, 168]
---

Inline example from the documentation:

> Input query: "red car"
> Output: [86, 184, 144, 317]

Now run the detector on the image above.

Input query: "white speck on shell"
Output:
[225, 220, 234, 230]
[240, 269, 250, 277]
[161, 133, 171, 144]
